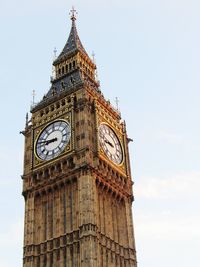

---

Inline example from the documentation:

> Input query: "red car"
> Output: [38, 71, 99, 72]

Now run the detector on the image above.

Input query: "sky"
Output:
[0, 0, 200, 266]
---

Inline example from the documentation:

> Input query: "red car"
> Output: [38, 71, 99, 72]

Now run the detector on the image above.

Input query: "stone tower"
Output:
[22, 9, 137, 267]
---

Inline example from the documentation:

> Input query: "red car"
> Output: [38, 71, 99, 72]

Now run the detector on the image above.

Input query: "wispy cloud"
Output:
[135, 171, 200, 199]
[0, 218, 24, 267]
[157, 130, 183, 145]
[134, 170, 200, 244]
[135, 210, 200, 241]
[0, 218, 23, 247]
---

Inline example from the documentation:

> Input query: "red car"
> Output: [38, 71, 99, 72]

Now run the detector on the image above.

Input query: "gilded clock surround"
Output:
[21, 10, 137, 267]
[34, 119, 71, 161]
[98, 121, 124, 166]
[33, 114, 73, 169]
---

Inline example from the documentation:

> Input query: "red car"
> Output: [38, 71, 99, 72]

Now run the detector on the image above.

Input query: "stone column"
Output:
[78, 173, 97, 267]
[125, 199, 136, 249]
[60, 248, 65, 267]
[25, 193, 35, 246]
[46, 252, 50, 267]
[66, 245, 71, 266]
[125, 199, 137, 267]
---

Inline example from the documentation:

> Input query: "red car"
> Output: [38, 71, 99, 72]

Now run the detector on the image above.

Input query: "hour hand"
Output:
[45, 138, 57, 145]
[104, 139, 114, 148]
[38, 138, 57, 145]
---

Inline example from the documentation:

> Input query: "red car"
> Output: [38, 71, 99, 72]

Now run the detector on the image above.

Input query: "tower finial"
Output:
[53, 47, 57, 58]
[115, 97, 120, 111]
[25, 112, 28, 128]
[51, 47, 57, 80]
[92, 51, 95, 63]
[70, 6, 77, 21]
[32, 90, 36, 106]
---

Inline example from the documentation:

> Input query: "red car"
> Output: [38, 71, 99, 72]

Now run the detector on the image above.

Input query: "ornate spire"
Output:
[54, 7, 88, 64]
[31, 9, 99, 112]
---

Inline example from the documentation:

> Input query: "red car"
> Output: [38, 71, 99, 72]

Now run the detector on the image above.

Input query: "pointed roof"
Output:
[31, 8, 99, 113]
[54, 9, 88, 64]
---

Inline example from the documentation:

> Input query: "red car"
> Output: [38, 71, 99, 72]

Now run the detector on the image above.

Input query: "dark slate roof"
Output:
[55, 19, 88, 63]
[46, 69, 84, 98]
[31, 69, 85, 112]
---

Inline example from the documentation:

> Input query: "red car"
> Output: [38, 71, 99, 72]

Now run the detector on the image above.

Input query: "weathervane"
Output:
[70, 6, 77, 21]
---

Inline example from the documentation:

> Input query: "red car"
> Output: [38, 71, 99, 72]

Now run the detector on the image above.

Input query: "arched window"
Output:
[56, 102, 60, 109]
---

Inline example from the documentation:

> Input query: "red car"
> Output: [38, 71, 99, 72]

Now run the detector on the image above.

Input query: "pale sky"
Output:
[0, 1, 199, 266]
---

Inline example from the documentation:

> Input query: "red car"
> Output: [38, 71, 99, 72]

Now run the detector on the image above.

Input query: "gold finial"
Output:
[51, 48, 57, 80]
[25, 113, 28, 128]
[53, 47, 57, 59]
[32, 90, 36, 105]
[115, 97, 120, 111]
[92, 51, 95, 63]
[70, 6, 77, 21]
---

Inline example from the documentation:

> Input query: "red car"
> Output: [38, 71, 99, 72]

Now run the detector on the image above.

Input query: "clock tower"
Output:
[22, 9, 137, 267]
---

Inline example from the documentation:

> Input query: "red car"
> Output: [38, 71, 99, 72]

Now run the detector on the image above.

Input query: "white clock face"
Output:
[35, 120, 71, 161]
[99, 124, 123, 165]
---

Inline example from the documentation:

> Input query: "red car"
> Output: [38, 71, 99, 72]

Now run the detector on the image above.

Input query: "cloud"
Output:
[134, 170, 200, 244]
[0, 144, 22, 186]
[135, 171, 200, 199]
[0, 218, 23, 247]
[157, 130, 183, 145]
[0, 217, 24, 267]
[135, 210, 200, 241]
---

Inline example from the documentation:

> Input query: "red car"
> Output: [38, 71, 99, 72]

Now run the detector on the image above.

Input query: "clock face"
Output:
[99, 123, 123, 165]
[35, 120, 71, 161]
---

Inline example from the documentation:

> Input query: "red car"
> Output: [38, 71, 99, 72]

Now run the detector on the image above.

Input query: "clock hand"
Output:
[38, 138, 58, 145]
[104, 138, 114, 148]
[45, 138, 58, 145]
[37, 140, 48, 145]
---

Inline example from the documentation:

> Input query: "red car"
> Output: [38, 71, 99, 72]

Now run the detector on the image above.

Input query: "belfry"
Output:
[22, 9, 137, 267]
